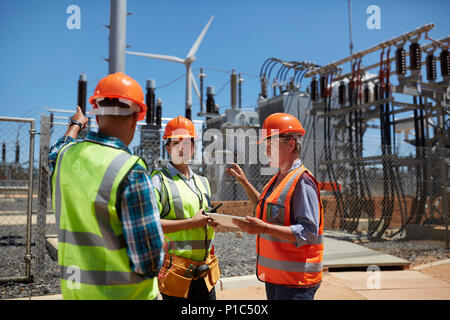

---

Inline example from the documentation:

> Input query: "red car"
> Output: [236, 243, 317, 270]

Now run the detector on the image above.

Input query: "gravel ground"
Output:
[0, 224, 60, 300]
[0, 229, 448, 299]
[213, 231, 257, 277]
[362, 240, 450, 266]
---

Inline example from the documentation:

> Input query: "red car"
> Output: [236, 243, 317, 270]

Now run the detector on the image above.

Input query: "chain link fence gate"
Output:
[0, 117, 36, 284]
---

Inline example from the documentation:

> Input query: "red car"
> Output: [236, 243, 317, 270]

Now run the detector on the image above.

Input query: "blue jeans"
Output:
[265, 282, 320, 300]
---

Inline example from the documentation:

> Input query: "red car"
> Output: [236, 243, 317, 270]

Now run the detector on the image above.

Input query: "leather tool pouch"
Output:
[158, 253, 221, 298]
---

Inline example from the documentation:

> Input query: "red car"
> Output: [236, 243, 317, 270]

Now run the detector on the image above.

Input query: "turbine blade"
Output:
[190, 72, 201, 99]
[126, 51, 185, 64]
[186, 15, 214, 59]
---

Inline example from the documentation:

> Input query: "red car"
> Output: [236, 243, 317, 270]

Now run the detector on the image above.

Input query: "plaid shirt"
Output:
[48, 131, 164, 278]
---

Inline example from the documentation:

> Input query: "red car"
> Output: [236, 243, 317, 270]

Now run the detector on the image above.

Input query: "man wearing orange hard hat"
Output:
[227, 113, 324, 300]
[48, 72, 164, 300]
[151, 116, 220, 300]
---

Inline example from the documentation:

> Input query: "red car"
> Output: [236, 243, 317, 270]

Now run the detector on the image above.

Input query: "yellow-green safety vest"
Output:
[151, 167, 214, 262]
[51, 141, 159, 300]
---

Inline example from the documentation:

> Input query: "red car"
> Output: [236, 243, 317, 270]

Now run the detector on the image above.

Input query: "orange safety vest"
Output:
[256, 165, 324, 287]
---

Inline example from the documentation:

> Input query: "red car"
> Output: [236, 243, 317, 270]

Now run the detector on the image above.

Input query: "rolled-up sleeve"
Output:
[119, 164, 164, 278]
[48, 136, 76, 174]
[289, 174, 321, 248]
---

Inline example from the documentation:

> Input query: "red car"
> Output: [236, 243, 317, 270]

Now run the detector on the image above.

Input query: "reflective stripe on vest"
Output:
[60, 265, 145, 286]
[52, 141, 158, 300]
[256, 165, 324, 287]
[152, 167, 214, 261]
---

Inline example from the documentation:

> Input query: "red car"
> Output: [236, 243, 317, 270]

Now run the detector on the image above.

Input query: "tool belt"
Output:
[158, 253, 221, 298]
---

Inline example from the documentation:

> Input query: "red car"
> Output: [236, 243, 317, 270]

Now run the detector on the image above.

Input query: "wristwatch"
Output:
[68, 119, 83, 129]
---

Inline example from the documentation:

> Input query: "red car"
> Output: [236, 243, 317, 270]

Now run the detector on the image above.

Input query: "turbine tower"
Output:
[127, 15, 214, 119]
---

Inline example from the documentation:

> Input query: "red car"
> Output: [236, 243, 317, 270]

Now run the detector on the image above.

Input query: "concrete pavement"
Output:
[9, 261, 450, 300]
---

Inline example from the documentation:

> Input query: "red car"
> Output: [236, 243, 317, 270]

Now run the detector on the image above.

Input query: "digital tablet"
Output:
[206, 212, 248, 228]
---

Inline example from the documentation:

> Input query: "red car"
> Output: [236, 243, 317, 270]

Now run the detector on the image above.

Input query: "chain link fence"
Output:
[0, 117, 36, 283]
[314, 140, 448, 245]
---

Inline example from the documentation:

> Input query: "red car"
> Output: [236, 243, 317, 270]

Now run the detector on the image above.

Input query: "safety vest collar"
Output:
[159, 168, 210, 220]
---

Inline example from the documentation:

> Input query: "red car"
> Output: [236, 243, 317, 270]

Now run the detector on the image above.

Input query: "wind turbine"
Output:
[126, 15, 214, 119]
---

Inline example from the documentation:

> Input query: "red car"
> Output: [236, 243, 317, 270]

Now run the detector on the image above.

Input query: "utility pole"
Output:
[108, 0, 127, 74]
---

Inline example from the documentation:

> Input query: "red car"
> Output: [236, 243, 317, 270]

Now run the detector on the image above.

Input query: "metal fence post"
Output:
[36, 115, 50, 278]
[24, 119, 36, 280]
[441, 146, 449, 250]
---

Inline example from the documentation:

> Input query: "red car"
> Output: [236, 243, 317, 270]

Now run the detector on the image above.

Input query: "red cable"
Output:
[357, 59, 362, 104]
[379, 50, 385, 97]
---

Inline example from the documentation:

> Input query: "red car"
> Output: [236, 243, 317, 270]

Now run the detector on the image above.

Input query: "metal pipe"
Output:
[0, 186, 29, 192]
[0, 116, 35, 123]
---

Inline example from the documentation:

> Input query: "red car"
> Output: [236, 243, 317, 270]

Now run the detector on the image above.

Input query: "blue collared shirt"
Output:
[48, 131, 164, 278]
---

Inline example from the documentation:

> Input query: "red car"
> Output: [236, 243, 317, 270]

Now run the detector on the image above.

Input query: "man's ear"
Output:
[131, 113, 139, 129]
[289, 139, 296, 152]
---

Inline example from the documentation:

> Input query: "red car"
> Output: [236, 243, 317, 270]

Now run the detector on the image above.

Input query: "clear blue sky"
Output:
[0, 0, 449, 123]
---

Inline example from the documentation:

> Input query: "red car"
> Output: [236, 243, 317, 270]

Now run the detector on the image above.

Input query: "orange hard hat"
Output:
[258, 113, 305, 144]
[89, 72, 147, 121]
[163, 116, 198, 140]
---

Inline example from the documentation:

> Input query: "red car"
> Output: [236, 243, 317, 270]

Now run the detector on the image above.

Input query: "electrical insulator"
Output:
[409, 42, 422, 71]
[310, 79, 319, 101]
[156, 98, 162, 129]
[206, 86, 215, 113]
[146, 79, 155, 125]
[230, 71, 237, 109]
[364, 85, 370, 104]
[15, 143, 19, 163]
[319, 76, 327, 98]
[77, 73, 87, 115]
[260, 77, 268, 99]
[440, 49, 449, 77]
[50, 113, 54, 130]
[338, 82, 346, 105]
[185, 109, 192, 121]
[426, 55, 436, 81]
[395, 48, 406, 74]
[374, 83, 380, 101]
[347, 83, 353, 105]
